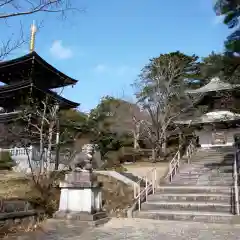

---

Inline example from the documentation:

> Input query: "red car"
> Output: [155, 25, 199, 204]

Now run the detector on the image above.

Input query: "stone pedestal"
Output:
[54, 171, 108, 226]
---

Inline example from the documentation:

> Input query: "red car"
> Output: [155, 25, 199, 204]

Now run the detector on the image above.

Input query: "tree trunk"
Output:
[133, 122, 140, 150]
[179, 132, 183, 149]
[133, 132, 140, 149]
[161, 132, 167, 156]
[151, 147, 156, 162]
[55, 117, 60, 170]
[39, 99, 47, 173]
[46, 121, 54, 172]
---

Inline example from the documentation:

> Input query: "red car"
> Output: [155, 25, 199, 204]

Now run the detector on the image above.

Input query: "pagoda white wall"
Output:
[195, 128, 240, 148]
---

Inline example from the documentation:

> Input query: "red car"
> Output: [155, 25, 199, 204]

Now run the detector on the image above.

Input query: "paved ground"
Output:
[4, 218, 240, 239]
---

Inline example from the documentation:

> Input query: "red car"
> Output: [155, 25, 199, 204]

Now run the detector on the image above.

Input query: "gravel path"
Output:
[4, 218, 240, 240]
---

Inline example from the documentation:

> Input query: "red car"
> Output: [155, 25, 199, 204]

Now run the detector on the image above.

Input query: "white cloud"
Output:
[94, 64, 108, 73]
[50, 40, 73, 60]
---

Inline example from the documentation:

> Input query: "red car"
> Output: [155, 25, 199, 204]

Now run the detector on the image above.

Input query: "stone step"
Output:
[173, 174, 233, 179]
[193, 155, 233, 159]
[190, 162, 234, 166]
[187, 165, 233, 172]
[169, 181, 233, 186]
[133, 210, 233, 223]
[156, 186, 233, 194]
[208, 176, 234, 181]
[141, 201, 232, 213]
[192, 156, 233, 160]
[178, 170, 214, 175]
[170, 177, 233, 183]
[146, 193, 231, 202]
[172, 175, 234, 181]
[192, 162, 234, 166]
[171, 178, 233, 182]
[192, 155, 233, 158]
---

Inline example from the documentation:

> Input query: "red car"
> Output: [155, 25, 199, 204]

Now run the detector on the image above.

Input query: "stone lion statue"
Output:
[69, 144, 95, 172]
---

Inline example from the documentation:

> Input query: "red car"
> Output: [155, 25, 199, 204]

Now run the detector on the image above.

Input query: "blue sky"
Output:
[1, 0, 229, 112]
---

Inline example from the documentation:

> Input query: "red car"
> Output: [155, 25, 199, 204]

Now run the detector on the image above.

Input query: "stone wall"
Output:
[0, 199, 43, 234]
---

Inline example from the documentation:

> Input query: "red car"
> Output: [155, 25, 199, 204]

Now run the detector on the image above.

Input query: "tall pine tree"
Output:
[214, 0, 240, 56]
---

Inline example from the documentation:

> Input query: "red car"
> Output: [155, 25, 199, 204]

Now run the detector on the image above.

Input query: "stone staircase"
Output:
[133, 146, 237, 223]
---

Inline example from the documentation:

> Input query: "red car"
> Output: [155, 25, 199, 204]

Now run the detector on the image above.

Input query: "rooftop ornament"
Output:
[30, 21, 37, 52]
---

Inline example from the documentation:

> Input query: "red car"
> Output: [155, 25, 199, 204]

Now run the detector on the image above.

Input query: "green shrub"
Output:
[0, 151, 15, 170]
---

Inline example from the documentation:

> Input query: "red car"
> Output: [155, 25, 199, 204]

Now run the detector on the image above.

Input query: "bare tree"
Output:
[135, 51, 201, 161]
[93, 96, 149, 150]
[0, 0, 79, 19]
[113, 98, 149, 150]
[5, 92, 78, 175]
[0, 0, 83, 59]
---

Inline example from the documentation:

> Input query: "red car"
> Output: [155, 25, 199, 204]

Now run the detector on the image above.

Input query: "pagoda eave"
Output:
[0, 111, 21, 123]
[0, 51, 78, 89]
[0, 81, 79, 109]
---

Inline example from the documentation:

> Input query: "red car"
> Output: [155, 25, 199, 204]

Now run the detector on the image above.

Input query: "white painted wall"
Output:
[196, 128, 240, 148]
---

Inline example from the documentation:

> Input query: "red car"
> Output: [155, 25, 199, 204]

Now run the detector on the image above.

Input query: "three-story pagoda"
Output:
[0, 23, 79, 147]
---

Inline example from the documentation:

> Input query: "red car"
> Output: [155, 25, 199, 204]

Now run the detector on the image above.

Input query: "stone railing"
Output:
[0, 199, 44, 232]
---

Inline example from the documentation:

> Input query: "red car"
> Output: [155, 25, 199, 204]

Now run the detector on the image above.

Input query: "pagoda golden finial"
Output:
[30, 21, 37, 52]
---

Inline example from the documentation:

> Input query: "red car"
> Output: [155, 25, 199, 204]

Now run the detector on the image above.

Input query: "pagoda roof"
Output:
[175, 110, 240, 125]
[186, 77, 240, 94]
[0, 51, 78, 89]
[0, 81, 79, 109]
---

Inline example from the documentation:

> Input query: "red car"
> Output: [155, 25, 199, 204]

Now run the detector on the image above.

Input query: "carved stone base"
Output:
[55, 171, 108, 226]
[54, 211, 109, 226]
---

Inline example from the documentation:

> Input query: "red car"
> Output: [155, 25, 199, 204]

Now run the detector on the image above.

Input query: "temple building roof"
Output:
[0, 51, 78, 89]
[175, 110, 240, 125]
[0, 81, 79, 109]
[186, 77, 240, 94]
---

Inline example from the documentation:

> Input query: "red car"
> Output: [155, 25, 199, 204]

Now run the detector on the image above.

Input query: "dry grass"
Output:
[0, 215, 47, 238]
[0, 170, 134, 218]
[97, 174, 134, 217]
[0, 175, 31, 200]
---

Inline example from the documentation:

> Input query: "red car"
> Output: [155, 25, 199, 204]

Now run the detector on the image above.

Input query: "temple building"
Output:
[0, 22, 79, 170]
[176, 77, 240, 148]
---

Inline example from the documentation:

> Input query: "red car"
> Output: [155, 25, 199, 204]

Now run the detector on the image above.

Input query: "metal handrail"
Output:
[234, 149, 239, 215]
[186, 141, 195, 164]
[134, 140, 196, 211]
[167, 151, 181, 182]
[166, 140, 196, 182]
[133, 167, 157, 211]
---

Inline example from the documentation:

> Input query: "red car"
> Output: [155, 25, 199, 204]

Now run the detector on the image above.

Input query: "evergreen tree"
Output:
[0, 151, 15, 170]
[214, 0, 240, 55]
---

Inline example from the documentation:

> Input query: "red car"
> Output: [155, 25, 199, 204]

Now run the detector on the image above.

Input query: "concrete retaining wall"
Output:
[95, 170, 138, 186]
